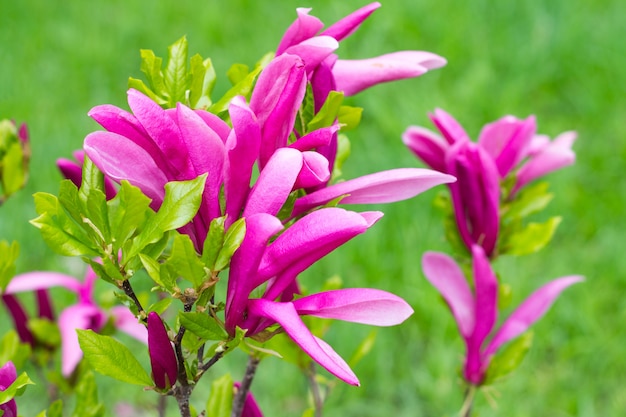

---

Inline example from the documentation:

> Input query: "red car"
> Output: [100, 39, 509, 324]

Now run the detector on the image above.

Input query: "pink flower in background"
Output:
[1, 289, 53, 346]
[0, 361, 18, 417]
[5, 267, 147, 376]
[422, 245, 583, 385]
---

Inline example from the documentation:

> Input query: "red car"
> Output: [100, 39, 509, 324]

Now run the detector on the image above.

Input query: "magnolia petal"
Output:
[258, 208, 376, 299]
[84, 131, 168, 206]
[402, 125, 450, 173]
[321, 2, 380, 42]
[292, 168, 455, 217]
[513, 131, 577, 194]
[0, 362, 17, 417]
[59, 304, 107, 376]
[283, 36, 339, 73]
[333, 51, 445, 96]
[224, 96, 262, 224]
[484, 275, 584, 359]
[293, 288, 413, 326]
[276, 7, 324, 55]
[193, 109, 231, 143]
[1, 295, 33, 345]
[110, 306, 148, 344]
[470, 245, 498, 353]
[294, 151, 331, 189]
[57, 154, 118, 200]
[249, 54, 306, 167]
[88, 104, 156, 156]
[243, 148, 303, 217]
[429, 108, 470, 145]
[225, 214, 283, 335]
[234, 382, 264, 417]
[127, 89, 188, 174]
[5, 272, 82, 294]
[478, 115, 536, 178]
[248, 299, 359, 385]
[147, 312, 178, 389]
[421, 252, 475, 338]
[290, 125, 338, 152]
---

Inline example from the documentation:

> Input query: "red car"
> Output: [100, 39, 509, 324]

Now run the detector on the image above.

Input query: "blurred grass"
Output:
[1, 0, 625, 416]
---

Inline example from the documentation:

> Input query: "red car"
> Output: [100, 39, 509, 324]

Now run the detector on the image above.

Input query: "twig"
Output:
[231, 356, 260, 417]
[307, 362, 324, 417]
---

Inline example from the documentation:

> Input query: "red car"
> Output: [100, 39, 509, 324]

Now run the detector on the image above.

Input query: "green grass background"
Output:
[1, 0, 625, 416]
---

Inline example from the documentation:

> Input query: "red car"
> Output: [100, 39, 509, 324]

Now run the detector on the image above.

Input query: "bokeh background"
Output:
[1, 0, 625, 416]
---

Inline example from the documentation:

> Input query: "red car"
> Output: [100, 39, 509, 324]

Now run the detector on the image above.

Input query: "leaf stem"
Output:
[121, 280, 146, 321]
[459, 384, 477, 417]
[307, 362, 324, 417]
[231, 355, 260, 417]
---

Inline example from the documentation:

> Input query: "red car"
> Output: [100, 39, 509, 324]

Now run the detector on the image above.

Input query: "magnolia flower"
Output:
[403, 109, 576, 254]
[0, 361, 18, 417]
[1, 289, 53, 346]
[422, 245, 583, 385]
[234, 382, 264, 417]
[225, 209, 414, 386]
[5, 267, 147, 376]
[57, 150, 118, 200]
[147, 312, 177, 389]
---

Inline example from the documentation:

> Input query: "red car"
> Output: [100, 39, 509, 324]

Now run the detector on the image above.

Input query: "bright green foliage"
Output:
[483, 332, 534, 385]
[501, 216, 562, 256]
[178, 311, 228, 341]
[205, 373, 233, 417]
[0, 119, 28, 201]
[0, 371, 34, 406]
[71, 371, 105, 417]
[0, 331, 31, 369]
[0, 240, 18, 291]
[77, 330, 153, 387]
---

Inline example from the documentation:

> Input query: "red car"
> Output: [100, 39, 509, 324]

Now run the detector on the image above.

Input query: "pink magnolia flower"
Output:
[5, 267, 147, 376]
[1, 289, 53, 346]
[403, 109, 576, 255]
[422, 245, 583, 385]
[224, 209, 414, 386]
[0, 361, 18, 417]
[57, 150, 118, 200]
[147, 312, 177, 389]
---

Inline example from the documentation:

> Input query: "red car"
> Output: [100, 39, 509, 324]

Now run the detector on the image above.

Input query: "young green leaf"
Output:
[77, 330, 152, 386]
[205, 373, 233, 417]
[0, 240, 19, 291]
[201, 216, 226, 269]
[165, 36, 189, 106]
[483, 331, 533, 385]
[71, 371, 105, 417]
[188, 54, 215, 109]
[337, 105, 363, 131]
[0, 372, 34, 404]
[164, 233, 207, 288]
[179, 311, 228, 341]
[307, 91, 343, 131]
[214, 218, 246, 271]
[107, 180, 152, 252]
[503, 216, 562, 256]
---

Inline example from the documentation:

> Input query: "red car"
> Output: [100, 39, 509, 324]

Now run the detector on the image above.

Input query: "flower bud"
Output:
[147, 312, 178, 389]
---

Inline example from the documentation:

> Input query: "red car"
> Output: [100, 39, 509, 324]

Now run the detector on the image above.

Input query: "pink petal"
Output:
[402, 125, 450, 173]
[110, 306, 148, 344]
[84, 131, 168, 207]
[513, 131, 576, 194]
[333, 51, 446, 96]
[289, 125, 338, 152]
[276, 8, 324, 55]
[59, 304, 107, 376]
[429, 108, 470, 145]
[484, 275, 583, 358]
[292, 168, 455, 217]
[248, 299, 359, 385]
[249, 54, 306, 167]
[5, 272, 82, 294]
[283, 36, 339, 73]
[225, 214, 284, 335]
[243, 148, 303, 217]
[193, 109, 231, 143]
[294, 151, 330, 189]
[0, 361, 17, 386]
[293, 288, 413, 326]
[321, 2, 380, 42]
[421, 252, 475, 338]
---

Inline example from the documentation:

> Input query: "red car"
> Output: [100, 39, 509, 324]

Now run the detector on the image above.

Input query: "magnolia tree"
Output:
[0, 3, 580, 417]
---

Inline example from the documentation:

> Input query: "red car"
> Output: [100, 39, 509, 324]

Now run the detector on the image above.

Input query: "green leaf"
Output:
[139, 48, 166, 97]
[77, 330, 152, 386]
[0, 331, 31, 368]
[78, 157, 110, 243]
[128, 175, 206, 259]
[503, 216, 562, 256]
[28, 318, 61, 348]
[164, 233, 207, 288]
[139, 253, 174, 292]
[188, 55, 215, 109]
[108, 180, 152, 252]
[71, 371, 105, 417]
[483, 331, 533, 385]
[128, 77, 167, 105]
[31, 212, 100, 257]
[47, 399, 64, 417]
[226, 63, 250, 85]
[337, 105, 363, 131]
[307, 91, 344, 131]
[294, 83, 315, 136]
[502, 181, 553, 222]
[214, 218, 246, 271]
[331, 134, 351, 181]
[148, 297, 173, 315]
[205, 373, 233, 417]
[1, 141, 26, 196]
[0, 240, 19, 291]
[348, 330, 377, 367]
[0, 372, 34, 404]
[209, 65, 263, 115]
[201, 216, 226, 269]
[179, 311, 228, 341]
[165, 36, 189, 106]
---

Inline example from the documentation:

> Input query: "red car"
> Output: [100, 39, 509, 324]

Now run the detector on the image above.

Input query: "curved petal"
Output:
[276, 7, 324, 55]
[110, 306, 148, 344]
[248, 299, 359, 385]
[5, 272, 82, 294]
[283, 36, 339, 73]
[294, 151, 330, 189]
[59, 304, 107, 376]
[292, 168, 455, 217]
[484, 275, 584, 358]
[421, 252, 475, 338]
[333, 51, 446, 96]
[478, 115, 536, 177]
[0, 361, 17, 386]
[321, 2, 380, 42]
[193, 109, 231, 143]
[429, 108, 470, 145]
[289, 125, 338, 152]
[293, 288, 413, 326]
[84, 131, 168, 206]
[243, 148, 303, 217]
[225, 214, 284, 335]
[402, 125, 450, 173]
